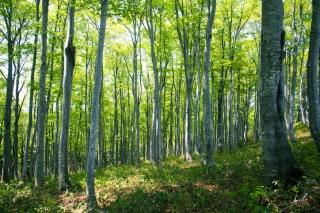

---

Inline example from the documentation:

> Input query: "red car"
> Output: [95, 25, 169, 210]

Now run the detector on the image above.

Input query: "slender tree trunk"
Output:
[228, 68, 235, 147]
[126, 77, 131, 164]
[175, 71, 182, 155]
[53, 97, 60, 178]
[22, 0, 40, 181]
[53, 22, 66, 178]
[112, 63, 119, 165]
[299, 69, 308, 125]
[169, 74, 174, 156]
[162, 77, 167, 158]
[35, 0, 49, 187]
[13, 58, 21, 179]
[1, 1, 14, 182]
[307, 0, 320, 152]
[146, 0, 161, 165]
[120, 89, 125, 164]
[194, 30, 202, 155]
[286, 1, 299, 143]
[86, 0, 109, 211]
[174, 0, 194, 162]
[130, 17, 141, 165]
[203, 0, 216, 167]
[59, 0, 76, 191]
[84, 25, 91, 166]
[217, 37, 226, 149]
[254, 66, 261, 143]
[98, 80, 104, 167]
[146, 70, 151, 160]
[298, 26, 308, 126]
[184, 86, 192, 161]
[29, 101, 38, 177]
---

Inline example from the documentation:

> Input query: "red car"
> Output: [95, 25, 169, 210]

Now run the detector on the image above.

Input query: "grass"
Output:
[1, 124, 320, 212]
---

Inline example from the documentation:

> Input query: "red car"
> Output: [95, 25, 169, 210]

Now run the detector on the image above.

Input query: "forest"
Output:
[0, 0, 320, 212]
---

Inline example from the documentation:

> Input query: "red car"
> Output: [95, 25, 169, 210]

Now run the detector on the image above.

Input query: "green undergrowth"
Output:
[1, 123, 319, 212]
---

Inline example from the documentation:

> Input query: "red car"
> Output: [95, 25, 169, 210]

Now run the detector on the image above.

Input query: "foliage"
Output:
[0, 125, 318, 212]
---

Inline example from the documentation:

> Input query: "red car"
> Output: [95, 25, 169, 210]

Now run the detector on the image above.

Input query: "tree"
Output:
[121, 0, 143, 165]
[0, 0, 14, 183]
[35, 0, 49, 187]
[174, 0, 195, 162]
[260, 0, 301, 185]
[22, 0, 40, 181]
[145, 0, 162, 165]
[12, 27, 29, 179]
[0, 0, 28, 182]
[59, 0, 76, 191]
[306, 0, 320, 153]
[86, 0, 109, 211]
[203, 0, 216, 167]
[285, 0, 306, 144]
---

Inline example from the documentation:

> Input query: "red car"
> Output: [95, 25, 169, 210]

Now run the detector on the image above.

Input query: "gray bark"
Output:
[146, 0, 161, 165]
[169, 77, 174, 156]
[53, 21, 66, 178]
[22, 0, 40, 181]
[286, 1, 300, 143]
[307, 0, 320, 152]
[217, 35, 226, 149]
[261, 0, 301, 185]
[35, 0, 49, 187]
[13, 49, 21, 179]
[86, 0, 109, 211]
[120, 89, 126, 164]
[112, 57, 119, 164]
[174, 0, 193, 162]
[175, 71, 182, 155]
[203, 0, 216, 167]
[194, 38, 201, 155]
[125, 11, 141, 165]
[29, 102, 38, 177]
[59, 0, 76, 191]
[54, 97, 60, 178]
[146, 70, 151, 160]
[13, 33, 26, 179]
[184, 88, 192, 161]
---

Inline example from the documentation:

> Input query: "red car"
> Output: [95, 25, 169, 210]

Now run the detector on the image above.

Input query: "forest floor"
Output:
[1, 124, 320, 212]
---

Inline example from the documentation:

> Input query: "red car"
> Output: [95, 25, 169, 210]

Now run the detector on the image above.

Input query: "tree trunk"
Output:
[306, 0, 320, 152]
[53, 97, 60, 178]
[112, 61, 119, 165]
[22, 0, 40, 181]
[59, 0, 76, 191]
[175, 71, 182, 155]
[194, 57, 201, 155]
[203, 0, 216, 167]
[130, 16, 141, 165]
[35, 0, 49, 187]
[261, 0, 301, 185]
[146, 0, 161, 165]
[13, 34, 24, 179]
[1, 1, 14, 182]
[286, 1, 300, 143]
[184, 86, 192, 161]
[217, 36, 226, 149]
[146, 70, 151, 160]
[86, 0, 109, 211]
